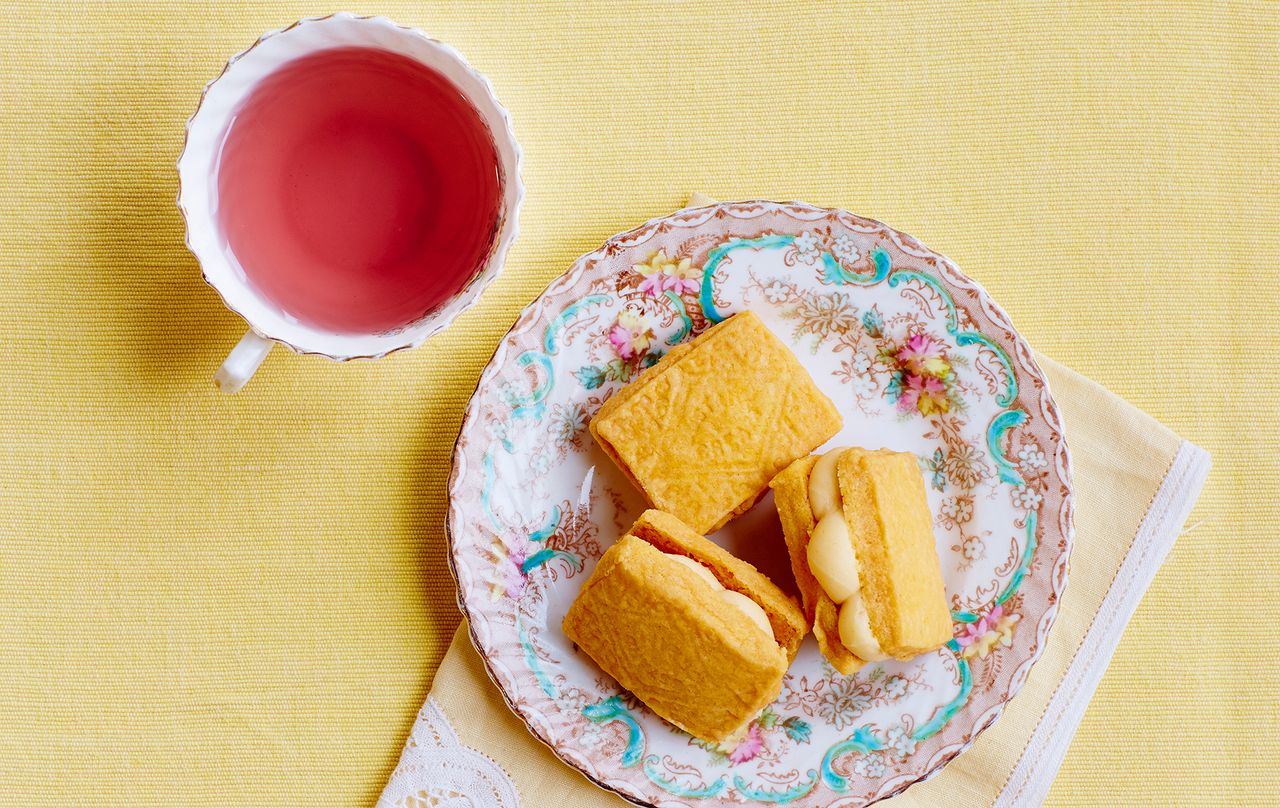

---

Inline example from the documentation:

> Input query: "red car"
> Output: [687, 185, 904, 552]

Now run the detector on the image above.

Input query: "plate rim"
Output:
[445, 199, 1075, 807]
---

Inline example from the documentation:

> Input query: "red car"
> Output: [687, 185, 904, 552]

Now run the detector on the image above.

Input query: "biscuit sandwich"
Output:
[770, 447, 952, 674]
[562, 509, 808, 743]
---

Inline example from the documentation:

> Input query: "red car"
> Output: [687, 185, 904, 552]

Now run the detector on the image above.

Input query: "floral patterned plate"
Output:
[447, 201, 1073, 807]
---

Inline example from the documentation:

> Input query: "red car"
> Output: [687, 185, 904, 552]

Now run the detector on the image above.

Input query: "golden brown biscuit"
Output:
[590, 311, 842, 534]
[626, 509, 809, 661]
[771, 447, 952, 671]
[837, 449, 952, 658]
[563, 510, 803, 743]
[770, 456, 865, 674]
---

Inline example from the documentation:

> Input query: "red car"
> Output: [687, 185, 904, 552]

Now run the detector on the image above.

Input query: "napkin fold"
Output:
[378, 352, 1208, 808]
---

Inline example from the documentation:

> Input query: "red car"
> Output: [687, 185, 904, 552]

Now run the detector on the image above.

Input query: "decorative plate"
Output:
[448, 201, 1073, 807]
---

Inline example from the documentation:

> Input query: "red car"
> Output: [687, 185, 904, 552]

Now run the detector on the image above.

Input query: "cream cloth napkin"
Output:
[378, 353, 1209, 808]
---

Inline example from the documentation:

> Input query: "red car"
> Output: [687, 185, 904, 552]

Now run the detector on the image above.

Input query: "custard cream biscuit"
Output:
[626, 509, 809, 661]
[770, 447, 952, 672]
[837, 448, 952, 658]
[563, 509, 805, 743]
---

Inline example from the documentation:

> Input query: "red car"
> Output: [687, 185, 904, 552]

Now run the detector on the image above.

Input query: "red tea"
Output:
[215, 46, 504, 334]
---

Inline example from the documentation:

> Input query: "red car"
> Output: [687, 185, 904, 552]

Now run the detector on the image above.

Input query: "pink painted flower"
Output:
[956, 605, 1003, 647]
[956, 605, 1020, 659]
[895, 378, 920, 413]
[637, 274, 665, 296]
[500, 564, 527, 601]
[666, 262, 701, 295]
[608, 309, 654, 360]
[896, 333, 951, 378]
[608, 323, 637, 358]
[633, 250, 701, 297]
[896, 373, 949, 415]
[490, 534, 533, 601]
[728, 724, 764, 764]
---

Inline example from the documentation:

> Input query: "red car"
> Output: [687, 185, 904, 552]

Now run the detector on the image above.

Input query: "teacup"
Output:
[178, 13, 522, 392]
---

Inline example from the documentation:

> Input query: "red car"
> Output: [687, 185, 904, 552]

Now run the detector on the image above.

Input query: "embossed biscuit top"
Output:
[590, 311, 843, 534]
[837, 448, 952, 658]
[627, 509, 809, 661]
[562, 511, 794, 743]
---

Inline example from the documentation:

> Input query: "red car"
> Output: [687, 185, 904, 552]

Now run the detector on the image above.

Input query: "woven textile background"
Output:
[1, 2, 1275, 805]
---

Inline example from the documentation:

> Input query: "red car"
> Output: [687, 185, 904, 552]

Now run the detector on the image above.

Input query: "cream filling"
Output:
[837, 592, 884, 662]
[805, 450, 888, 662]
[806, 513, 859, 603]
[807, 449, 844, 521]
[663, 553, 775, 642]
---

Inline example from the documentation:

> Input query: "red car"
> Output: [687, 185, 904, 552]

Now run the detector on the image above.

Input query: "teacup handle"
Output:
[214, 330, 274, 393]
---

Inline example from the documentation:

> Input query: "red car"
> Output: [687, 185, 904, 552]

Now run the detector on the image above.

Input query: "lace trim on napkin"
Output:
[378, 696, 522, 808]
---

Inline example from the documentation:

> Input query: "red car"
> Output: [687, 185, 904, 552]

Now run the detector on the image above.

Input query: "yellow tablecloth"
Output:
[0, 2, 1275, 805]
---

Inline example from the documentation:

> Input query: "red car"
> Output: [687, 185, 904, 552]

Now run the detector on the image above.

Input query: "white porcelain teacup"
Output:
[178, 13, 522, 392]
